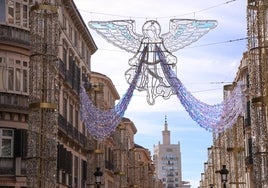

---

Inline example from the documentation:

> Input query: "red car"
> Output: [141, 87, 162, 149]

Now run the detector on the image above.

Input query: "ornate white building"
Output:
[153, 117, 191, 188]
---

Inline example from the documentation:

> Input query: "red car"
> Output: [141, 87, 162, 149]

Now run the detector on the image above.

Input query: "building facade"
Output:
[153, 118, 191, 188]
[0, 0, 98, 187]
[199, 0, 268, 187]
[199, 53, 249, 188]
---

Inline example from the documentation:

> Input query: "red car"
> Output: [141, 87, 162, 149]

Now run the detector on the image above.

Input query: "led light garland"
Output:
[80, 46, 146, 140]
[80, 87, 121, 140]
[80, 19, 245, 140]
[157, 47, 245, 132]
[80, 48, 245, 139]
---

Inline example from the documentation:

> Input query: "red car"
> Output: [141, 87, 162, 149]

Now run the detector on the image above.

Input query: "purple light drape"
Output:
[80, 46, 245, 139]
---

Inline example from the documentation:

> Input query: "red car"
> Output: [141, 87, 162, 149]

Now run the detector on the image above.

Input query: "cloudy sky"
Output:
[74, 0, 247, 187]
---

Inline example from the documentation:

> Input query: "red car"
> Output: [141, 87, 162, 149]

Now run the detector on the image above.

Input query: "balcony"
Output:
[79, 132, 86, 147]
[167, 173, 174, 177]
[0, 158, 15, 175]
[59, 59, 80, 94]
[0, 92, 29, 111]
[0, 24, 30, 48]
[167, 184, 175, 188]
[58, 113, 86, 147]
[67, 122, 74, 138]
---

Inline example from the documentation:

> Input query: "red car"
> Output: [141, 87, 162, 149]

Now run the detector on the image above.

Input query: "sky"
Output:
[74, 0, 247, 187]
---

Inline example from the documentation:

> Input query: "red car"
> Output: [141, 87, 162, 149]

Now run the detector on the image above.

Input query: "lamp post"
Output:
[94, 167, 103, 188]
[219, 165, 229, 188]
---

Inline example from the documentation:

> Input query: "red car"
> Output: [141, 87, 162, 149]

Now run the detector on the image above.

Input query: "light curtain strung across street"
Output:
[80, 46, 147, 140]
[80, 19, 245, 140]
[157, 47, 245, 132]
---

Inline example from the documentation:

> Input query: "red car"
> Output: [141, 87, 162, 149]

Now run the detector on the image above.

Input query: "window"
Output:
[0, 129, 14, 157]
[8, 0, 29, 28]
[69, 24, 73, 41]
[0, 56, 6, 90]
[81, 42, 85, 58]
[74, 31, 78, 47]
[23, 69, 28, 92]
[8, 67, 14, 90]
[138, 153, 141, 160]
[6, 57, 28, 93]
[63, 98, 67, 118]
[82, 160, 87, 181]
[74, 155, 78, 178]
[22, 61, 28, 93]
[62, 14, 67, 29]
[75, 109, 78, 129]
[63, 43, 68, 64]
[87, 51, 91, 69]
[166, 148, 173, 152]
[69, 103, 73, 124]
[15, 68, 21, 91]
[8, 0, 14, 24]
[15, 2, 21, 25]
[69, 51, 74, 69]
[22, 4, 28, 27]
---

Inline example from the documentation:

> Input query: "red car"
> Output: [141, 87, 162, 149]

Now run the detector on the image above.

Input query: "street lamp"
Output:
[94, 167, 103, 188]
[219, 165, 229, 188]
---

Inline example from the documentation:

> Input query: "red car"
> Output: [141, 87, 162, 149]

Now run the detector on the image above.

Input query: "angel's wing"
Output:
[88, 20, 143, 53]
[161, 19, 218, 52]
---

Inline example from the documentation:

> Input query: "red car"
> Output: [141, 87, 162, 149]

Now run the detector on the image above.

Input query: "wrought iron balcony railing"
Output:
[0, 92, 29, 111]
[0, 24, 30, 48]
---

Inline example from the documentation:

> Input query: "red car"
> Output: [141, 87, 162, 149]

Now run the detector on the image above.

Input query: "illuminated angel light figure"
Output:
[80, 19, 245, 140]
[88, 19, 218, 104]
